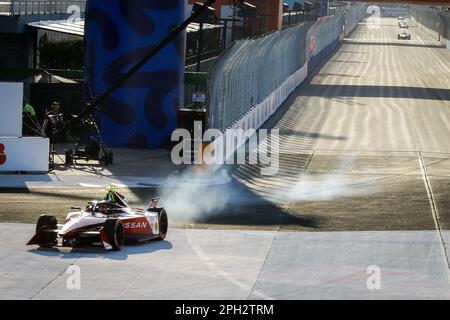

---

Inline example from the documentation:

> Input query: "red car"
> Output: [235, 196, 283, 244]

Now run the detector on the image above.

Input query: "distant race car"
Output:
[397, 16, 405, 20]
[399, 21, 409, 28]
[398, 32, 411, 40]
[27, 187, 168, 251]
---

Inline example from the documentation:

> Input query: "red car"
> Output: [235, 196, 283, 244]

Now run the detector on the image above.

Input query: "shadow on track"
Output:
[27, 239, 173, 261]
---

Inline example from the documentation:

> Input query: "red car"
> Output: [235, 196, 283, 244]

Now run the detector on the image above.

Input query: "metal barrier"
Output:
[306, 14, 345, 74]
[208, 22, 312, 131]
[443, 11, 450, 42]
[410, 6, 450, 43]
[208, 4, 367, 132]
[9, 0, 86, 16]
[313, 14, 344, 55]
[344, 4, 366, 37]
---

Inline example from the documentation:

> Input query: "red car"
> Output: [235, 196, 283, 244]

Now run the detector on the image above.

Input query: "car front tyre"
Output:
[104, 219, 124, 251]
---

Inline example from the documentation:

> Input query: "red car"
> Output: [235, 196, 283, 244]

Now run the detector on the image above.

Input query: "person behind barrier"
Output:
[42, 101, 65, 142]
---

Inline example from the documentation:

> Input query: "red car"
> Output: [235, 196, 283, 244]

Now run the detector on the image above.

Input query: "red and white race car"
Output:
[27, 188, 168, 251]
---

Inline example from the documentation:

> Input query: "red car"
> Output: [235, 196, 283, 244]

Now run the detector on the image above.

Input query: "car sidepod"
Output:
[120, 213, 160, 242]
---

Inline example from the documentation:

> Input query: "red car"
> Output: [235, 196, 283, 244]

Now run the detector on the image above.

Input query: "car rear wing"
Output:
[145, 197, 160, 211]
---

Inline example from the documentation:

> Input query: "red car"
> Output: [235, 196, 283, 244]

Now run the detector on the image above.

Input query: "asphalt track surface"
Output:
[1, 17, 450, 299]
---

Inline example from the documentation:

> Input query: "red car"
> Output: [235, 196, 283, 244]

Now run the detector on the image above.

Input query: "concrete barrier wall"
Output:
[0, 137, 49, 172]
[0, 82, 23, 136]
[307, 37, 340, 76]
[306, 14, 345, 76]
[0, 82, 49, 172]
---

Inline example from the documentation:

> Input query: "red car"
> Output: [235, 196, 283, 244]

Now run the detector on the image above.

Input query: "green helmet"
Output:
[105, 185, 116, 203]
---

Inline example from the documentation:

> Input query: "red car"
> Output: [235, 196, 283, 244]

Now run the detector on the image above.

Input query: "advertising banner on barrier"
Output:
[0, 137, 49, 172]
[0, 82, 23, 137]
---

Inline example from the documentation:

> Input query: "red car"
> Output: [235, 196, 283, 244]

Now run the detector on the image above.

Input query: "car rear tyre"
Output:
[36, 215, 58, 247]
[104, 219, 124, 251]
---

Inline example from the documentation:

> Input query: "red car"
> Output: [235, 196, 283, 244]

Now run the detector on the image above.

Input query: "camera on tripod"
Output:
[65, 113, 114, 166]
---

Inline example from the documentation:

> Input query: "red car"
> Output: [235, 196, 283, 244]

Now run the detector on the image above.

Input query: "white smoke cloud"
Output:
[289, 173, 374, 202]
[288, 156, 379, 202]
[159, 156, 379, 223]
[159, 169, 236, 222]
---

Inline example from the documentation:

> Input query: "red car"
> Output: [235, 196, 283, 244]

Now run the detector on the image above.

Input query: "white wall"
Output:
[0, 83, 23, 137]
[0, 137, 49, 172]
[0, 82, 50, 172]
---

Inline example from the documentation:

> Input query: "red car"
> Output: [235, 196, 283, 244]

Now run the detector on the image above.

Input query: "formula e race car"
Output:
[398, 32, 411, 40]
[27, 187, 168, 251]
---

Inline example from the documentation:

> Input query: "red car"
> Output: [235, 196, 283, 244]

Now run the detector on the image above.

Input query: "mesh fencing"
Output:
[208, 6, 367, 132]
[305, 14, 344, 74]
[444, 11, 450, 40]
[208, 21, 313, 130]
[313, 14, 344, 54]
[411, 6, 450, 41]
[344, 5, 366, 36]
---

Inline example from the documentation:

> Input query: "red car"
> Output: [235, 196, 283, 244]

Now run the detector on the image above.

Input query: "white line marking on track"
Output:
[185, 225, 274, 300]
[417, 152, 450, 283]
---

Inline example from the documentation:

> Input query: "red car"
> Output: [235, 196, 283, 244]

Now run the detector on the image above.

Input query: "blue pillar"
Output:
[84, 0, 186, 149]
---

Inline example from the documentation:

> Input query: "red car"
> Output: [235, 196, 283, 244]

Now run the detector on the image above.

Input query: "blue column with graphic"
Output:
[84, 0, 186, 149]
